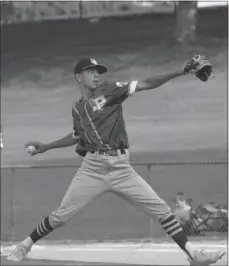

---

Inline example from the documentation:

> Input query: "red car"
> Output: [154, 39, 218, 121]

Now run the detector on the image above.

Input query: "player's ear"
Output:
[75, 73, 81, 82]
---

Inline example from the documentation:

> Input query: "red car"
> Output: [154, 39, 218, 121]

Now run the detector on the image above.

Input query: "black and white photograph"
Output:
[1, 1, 228, 265]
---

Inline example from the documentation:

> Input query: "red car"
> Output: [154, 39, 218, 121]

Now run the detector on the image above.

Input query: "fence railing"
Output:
[1, 160, 227, 241]
[2, 159, 227, 169]
[0, 1, 175, 25]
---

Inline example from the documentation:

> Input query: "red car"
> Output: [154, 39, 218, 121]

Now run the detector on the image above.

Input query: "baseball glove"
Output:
[184, 55, 213, 82]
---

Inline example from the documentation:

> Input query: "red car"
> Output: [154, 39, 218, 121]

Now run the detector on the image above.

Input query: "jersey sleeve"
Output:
[103, 80, 138, 104]
[116, 81, 138, 97]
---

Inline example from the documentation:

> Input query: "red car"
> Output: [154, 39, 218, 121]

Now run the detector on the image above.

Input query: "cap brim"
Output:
[81, 64, 107, 74]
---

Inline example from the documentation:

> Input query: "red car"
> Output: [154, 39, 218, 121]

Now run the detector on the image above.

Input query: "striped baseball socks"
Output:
[160, 215, 195, 259]
[22, 216, 54, 247]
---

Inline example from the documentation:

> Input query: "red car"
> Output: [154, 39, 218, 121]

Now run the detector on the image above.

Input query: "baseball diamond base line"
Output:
[1, 241, 227, 265]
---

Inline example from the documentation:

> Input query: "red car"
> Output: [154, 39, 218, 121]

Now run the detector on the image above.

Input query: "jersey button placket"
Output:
[107, 156, 114, 184]
[102, 156, 112, 186]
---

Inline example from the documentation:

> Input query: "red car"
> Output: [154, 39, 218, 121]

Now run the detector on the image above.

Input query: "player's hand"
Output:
[25, 141, 47, 156]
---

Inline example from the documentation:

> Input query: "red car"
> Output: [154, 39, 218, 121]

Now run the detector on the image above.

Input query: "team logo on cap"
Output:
[90, 58, 97, 65]
[116, 81, 128, 87]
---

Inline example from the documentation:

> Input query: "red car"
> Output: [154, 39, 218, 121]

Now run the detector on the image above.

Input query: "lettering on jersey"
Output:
[116, 81, 128, 87]
[92, 95, 107, 111]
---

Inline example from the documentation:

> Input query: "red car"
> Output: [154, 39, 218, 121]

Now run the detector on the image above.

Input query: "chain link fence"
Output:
[1, 160, 227, 241]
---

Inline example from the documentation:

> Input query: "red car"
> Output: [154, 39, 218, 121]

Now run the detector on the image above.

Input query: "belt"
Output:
[90, 149, 126, 156]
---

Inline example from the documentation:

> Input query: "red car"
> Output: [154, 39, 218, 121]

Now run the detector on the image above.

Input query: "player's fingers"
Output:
[25, 142, 35, 148]
[26, 145, 40, 156]
[30, 150, 38, 156]
[25, 143, 41, 151]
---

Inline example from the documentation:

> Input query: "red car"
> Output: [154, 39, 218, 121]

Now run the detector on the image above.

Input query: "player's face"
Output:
[176, 199, 188, 208]
[80, 68, 100, 90]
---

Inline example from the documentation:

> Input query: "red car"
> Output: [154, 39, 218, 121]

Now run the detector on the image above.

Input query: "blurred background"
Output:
[1, 1, 228, 242]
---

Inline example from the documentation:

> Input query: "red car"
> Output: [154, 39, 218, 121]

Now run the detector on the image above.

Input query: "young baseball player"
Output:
[8, 57, 224, 265]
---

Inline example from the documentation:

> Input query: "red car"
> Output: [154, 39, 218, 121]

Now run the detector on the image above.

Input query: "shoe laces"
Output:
[14, 244, 29, 257]
[196, 249, 220, 263]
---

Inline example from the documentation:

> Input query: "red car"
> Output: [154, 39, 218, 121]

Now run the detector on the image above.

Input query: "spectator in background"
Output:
[173, 192, 192, 225]
[173, 192, 207, 236]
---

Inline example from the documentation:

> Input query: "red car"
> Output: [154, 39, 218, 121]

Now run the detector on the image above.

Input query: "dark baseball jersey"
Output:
[72, 80, 138, 155]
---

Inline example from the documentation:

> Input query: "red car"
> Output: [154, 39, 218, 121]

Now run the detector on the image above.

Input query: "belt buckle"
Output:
[103, 150, 115, 156]
[100, 151, 108, 156]
[101, 150, 123, 156]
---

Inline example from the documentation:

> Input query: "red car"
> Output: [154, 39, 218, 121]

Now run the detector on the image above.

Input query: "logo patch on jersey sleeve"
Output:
[116, 81, 128, 87]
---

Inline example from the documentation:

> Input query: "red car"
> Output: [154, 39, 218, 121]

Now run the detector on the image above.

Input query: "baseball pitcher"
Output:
[8, 56, 225, 265]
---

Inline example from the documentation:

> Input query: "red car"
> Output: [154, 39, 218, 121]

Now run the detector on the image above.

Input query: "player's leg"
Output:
[7, 155, 109, 261]
[111, 159, 225, 265]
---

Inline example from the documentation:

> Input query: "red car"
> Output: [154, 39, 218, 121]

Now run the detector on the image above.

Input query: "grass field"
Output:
[1, 7, 228, 244]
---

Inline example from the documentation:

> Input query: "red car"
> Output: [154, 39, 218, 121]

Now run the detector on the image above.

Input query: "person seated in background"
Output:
[173, 192, 192, 225]
[173, 192, 206, 236]
[218, 204, 228, 215]
[196, 203, 228, 233]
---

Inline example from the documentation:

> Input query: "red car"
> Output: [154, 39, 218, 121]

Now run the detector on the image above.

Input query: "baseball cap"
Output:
[74, 58, 107, 74]
[173, 192, 187, 202]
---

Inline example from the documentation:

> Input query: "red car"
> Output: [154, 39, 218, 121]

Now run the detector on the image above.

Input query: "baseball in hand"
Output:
[27, 145, 36, 154]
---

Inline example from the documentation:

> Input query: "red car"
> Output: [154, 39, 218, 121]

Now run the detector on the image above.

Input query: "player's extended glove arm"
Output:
[183, 55, 213, 82]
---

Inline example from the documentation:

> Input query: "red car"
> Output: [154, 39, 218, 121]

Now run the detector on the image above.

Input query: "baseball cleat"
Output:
[188, 249, 225, 265]
[7, 243, 31, 261]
